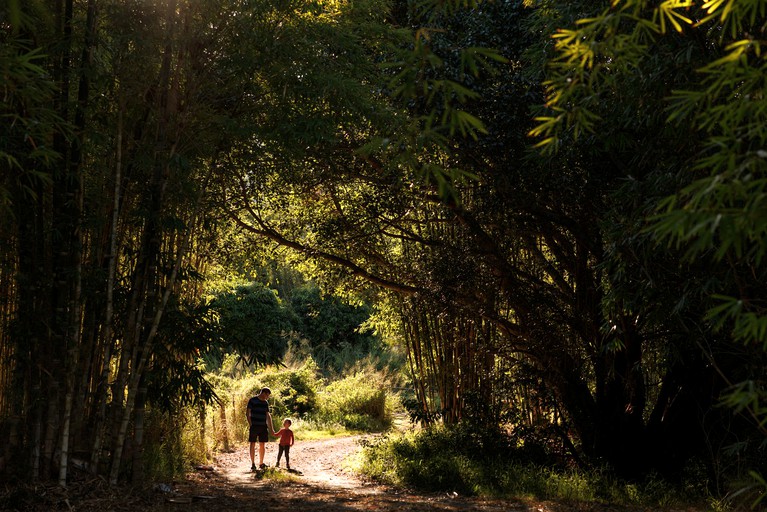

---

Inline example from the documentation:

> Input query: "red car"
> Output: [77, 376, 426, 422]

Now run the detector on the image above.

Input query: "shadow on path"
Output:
[153, 435, 533, 511]
[149, 436, 662, 512]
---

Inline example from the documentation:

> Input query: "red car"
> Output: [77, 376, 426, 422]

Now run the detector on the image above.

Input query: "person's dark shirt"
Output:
[247, 396, 269, 426]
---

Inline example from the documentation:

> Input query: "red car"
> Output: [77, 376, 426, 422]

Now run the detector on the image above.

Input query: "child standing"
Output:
[274, 418, 295, 469]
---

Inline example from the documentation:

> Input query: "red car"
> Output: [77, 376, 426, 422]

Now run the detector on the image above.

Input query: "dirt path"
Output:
[0, 435, 526, 512]
[162, 435, 542, 512]
[16, 435, 685, 511]
[214, 435, 368, 489]
[149, 435, 661, 512]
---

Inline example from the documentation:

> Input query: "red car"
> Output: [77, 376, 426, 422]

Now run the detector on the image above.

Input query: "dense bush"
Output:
[207, 362, 323, 445]
[260, 360, 322, 418]
[358, 424, 710, 508]
[205, 279, 392, 376]
[290, 285, 377, 353]
[201, 358, 398, 456]
[318, 371, 394, 431]
[207, 283, 292, 368]
[142, 408, 208, 481]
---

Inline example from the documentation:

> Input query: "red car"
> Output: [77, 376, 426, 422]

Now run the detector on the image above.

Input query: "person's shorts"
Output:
[249, 424, 269, 443]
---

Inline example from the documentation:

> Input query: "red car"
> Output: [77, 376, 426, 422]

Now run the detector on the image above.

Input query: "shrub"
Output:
[358, 424, 710, 507]
[319, 371, 393, 431]
[203, 360, 325, 450]
[259, 360, 322, 417]
[203, 371, 260, 447]
[357, 428, 476, 493]
[199, 358, 400, 454]
[142, 407, 208, 481]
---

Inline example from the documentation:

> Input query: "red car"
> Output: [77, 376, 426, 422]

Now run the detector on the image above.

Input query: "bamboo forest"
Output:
[1, 0, 766, 510]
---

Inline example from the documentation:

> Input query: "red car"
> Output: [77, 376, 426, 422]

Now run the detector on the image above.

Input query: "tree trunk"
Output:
[130, 382, 147, 485]
[13, 176, 49, 480]
[58, 383, 75, 486]
[219, 404, 230, 452]
[57, 0, 96, 485]
[91, 101, 125, 474]
[30, 383, 43, 480]
[42, 379, 60, 477]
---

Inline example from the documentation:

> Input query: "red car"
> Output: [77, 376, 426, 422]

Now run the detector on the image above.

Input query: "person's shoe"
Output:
[275, 462, 280, 468]
[259, 463, 267, 470]
[286, 464, 291, 470]
[251, 463, 257, 472]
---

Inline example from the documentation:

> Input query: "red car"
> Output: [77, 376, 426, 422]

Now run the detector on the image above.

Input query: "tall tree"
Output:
[2, 0, 383, 484]
[530, 0, 767, 482]
[223, 0, 763, 484]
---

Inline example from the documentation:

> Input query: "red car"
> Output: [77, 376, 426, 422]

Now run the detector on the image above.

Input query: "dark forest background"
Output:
[1, 0, 766, 506]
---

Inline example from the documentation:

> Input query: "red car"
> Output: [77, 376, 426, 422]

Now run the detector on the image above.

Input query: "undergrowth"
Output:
[198, 356, 398, 454]
[356, 423, 716, 510]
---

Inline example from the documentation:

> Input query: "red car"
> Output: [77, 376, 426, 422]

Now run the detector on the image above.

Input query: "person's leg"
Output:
[276, 445, 284, 466]
[256, 426, 269, 467]
[258, 442, 266, 466]
[285, 446, 290, 469]
[248, 429, 257, 469]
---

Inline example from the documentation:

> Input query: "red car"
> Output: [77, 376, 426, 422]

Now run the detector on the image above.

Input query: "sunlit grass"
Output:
[257, 467, 302, 483]
[193, 356, 402, 464]
[290, 420, 360, 441]
[357, 426, 715, 510]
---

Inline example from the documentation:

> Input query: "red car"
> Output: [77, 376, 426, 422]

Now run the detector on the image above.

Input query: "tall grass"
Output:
[193, 357, 399, 456]
[356, 424, 713, 509]
[317, 370, 396, 431]
[142, 408, 209, 481]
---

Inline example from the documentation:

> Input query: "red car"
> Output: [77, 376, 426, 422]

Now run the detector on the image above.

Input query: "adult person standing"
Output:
[247, 387, 275, 471]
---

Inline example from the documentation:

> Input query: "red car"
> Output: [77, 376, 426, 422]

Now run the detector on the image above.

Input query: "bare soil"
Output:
[171, 435, 534, 512]
[0, 435, 705, 512]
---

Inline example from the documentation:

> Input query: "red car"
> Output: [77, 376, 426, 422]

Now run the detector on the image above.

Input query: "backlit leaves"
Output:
[529, 3, 767, 492]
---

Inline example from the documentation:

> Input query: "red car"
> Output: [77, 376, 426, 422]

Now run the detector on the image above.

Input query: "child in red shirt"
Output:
[274, 418, 295, 469]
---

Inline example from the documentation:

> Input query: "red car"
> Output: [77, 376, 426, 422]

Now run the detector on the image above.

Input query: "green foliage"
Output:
[372, 0, 508, 198]
[147, 298, 222, 411]
[0, 35, 68, 219]
[532, 0, 767, 295]
[208, 282, 293, 368]
[204, 271, 391, 375]
[318, 370, 394, 432]
[528, 0, 767, 498]
[142, 408, 208, 481]
[259, 360, 322, 417]
[290, 283, 380, 371]
[358, 425, 710, 506]
[358, 425, 478, 493]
